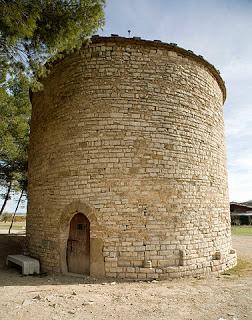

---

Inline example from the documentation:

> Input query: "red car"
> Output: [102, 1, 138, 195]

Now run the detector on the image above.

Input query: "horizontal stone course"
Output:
[27, 36, 236, 279]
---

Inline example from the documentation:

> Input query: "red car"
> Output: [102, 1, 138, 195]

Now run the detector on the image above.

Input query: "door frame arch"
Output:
[59, 200, 100, 275]
[67, 212, 90, 274]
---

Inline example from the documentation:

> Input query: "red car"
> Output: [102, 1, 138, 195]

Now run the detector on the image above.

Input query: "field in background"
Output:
[231, 226, 252, 235]
[0, 218, 252, 235]
[0, 221, 26, 233]
[0, 214, 26, 222]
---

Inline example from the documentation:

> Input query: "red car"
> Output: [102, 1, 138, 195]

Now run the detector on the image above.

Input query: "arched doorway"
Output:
[67, 213, 90, 274]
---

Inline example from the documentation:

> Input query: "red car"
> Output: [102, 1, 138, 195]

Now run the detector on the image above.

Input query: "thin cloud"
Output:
[3, 1, 251, 212]
[102, 0, 252, 202]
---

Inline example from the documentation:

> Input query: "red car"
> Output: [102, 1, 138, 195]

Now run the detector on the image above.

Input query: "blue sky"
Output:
[2, 0, 252, 213]
[100, 0, 252, 202]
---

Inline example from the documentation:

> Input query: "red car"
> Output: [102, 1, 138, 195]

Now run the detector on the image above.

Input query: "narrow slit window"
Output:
[77, 224, 83, 230]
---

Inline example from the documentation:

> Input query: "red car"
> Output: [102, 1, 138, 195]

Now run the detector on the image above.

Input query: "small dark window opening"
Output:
[77, 223, 84, 230]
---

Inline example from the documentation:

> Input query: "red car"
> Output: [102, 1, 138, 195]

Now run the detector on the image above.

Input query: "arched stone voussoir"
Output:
[59, 200, 98, 231]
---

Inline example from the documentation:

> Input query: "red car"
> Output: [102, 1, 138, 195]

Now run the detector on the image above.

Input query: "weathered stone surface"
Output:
[27, 36, 236, 279]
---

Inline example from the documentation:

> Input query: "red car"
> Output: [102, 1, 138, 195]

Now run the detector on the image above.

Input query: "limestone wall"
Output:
[27, 36, 236, 279]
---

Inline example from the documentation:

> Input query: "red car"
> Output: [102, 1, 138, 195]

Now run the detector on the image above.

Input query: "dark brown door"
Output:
[67, 213, 90, 274]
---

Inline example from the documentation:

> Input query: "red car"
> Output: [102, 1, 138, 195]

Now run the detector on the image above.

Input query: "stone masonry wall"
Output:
[27, 36, 236, 279]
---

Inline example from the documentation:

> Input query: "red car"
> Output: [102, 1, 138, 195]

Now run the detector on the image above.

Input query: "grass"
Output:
[222, 259, 252, 276]
[231, 226, 252, 236]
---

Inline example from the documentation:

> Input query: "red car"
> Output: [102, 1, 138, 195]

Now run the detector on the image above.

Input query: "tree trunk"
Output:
[0, 180, 12, 216]
[8, 189, 24, 234]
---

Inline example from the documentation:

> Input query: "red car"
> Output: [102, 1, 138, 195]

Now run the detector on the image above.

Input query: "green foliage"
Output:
[0, 77, 30, 159]
[0, 0, 105, 82]
[0, 75, 30, 200]
[0, 0, 105, 212]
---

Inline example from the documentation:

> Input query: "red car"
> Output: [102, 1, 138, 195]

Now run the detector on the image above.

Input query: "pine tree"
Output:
[0, 0, 105, 213]
[0, 0, 105, 81]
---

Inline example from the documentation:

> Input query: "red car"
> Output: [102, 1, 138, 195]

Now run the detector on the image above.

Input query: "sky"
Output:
[2, 0, 252, 213]
[99, 0, 252, 203]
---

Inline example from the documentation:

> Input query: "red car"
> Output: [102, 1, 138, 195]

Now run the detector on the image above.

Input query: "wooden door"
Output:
[67, 213, 90, 274]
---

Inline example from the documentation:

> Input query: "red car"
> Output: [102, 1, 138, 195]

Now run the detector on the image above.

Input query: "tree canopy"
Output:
[0, 75, 30, 214]
[0, 0, 105, 214]
[0, 0, 105, 82]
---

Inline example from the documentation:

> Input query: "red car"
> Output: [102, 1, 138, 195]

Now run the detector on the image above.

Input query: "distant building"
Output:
[230, 202, 252, 225]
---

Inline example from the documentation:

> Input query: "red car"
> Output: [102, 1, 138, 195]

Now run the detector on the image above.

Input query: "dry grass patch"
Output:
[222, 259, 252, 277]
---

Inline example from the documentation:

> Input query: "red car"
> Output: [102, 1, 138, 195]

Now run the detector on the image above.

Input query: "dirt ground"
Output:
[0, 235, 251, 320]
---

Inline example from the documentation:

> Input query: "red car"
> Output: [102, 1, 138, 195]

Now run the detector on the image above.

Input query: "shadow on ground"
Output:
[0, 233, 251, 288]
[0, 266, 130, 287]
[0, 234, 26, 268]
[0, 233, 131, 287]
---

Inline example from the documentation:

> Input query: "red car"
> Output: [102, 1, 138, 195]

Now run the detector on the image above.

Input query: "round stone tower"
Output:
[27, 35, 236, 279]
